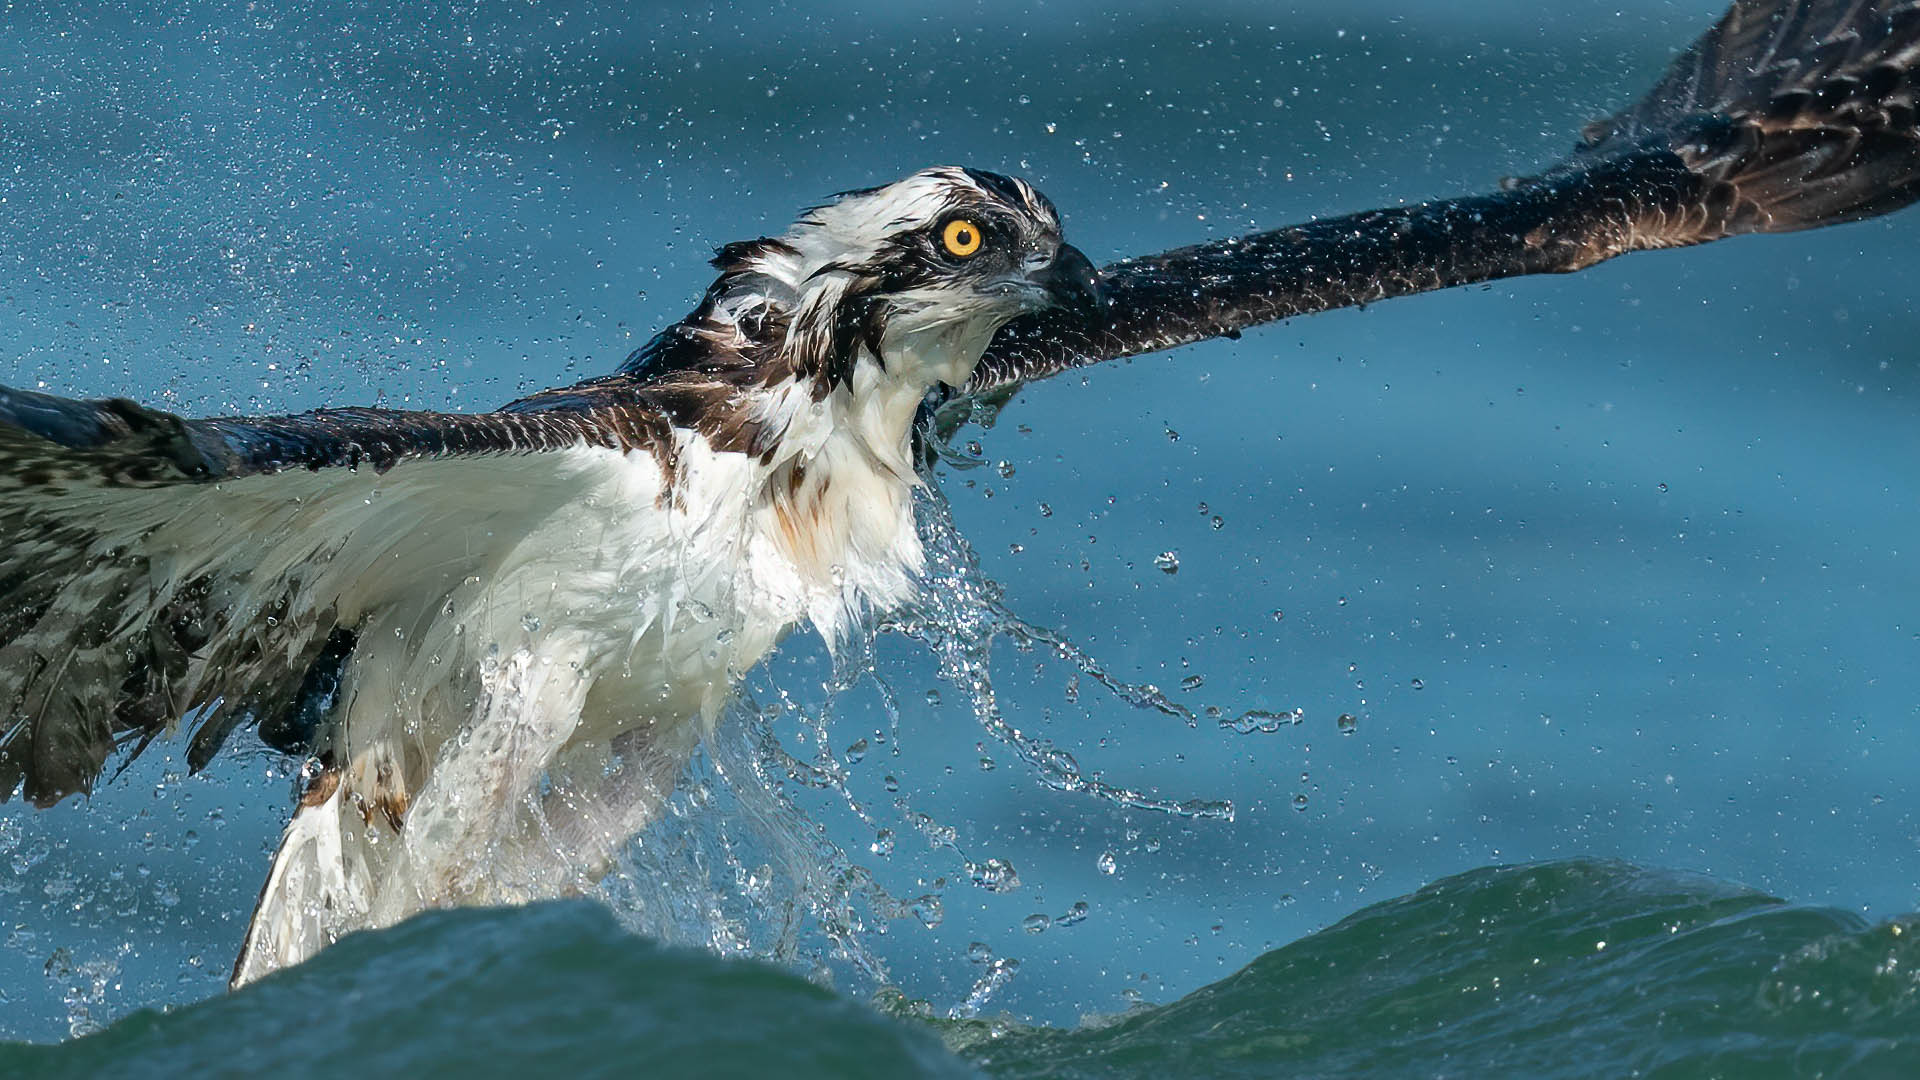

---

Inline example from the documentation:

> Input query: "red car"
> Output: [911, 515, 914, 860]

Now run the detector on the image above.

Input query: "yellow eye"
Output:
[942, 218, 984, 257]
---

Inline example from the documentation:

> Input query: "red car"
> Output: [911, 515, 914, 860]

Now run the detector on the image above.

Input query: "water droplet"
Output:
[870, 828, 896, 856]
[1270, 609, 1285, 622]
[733, 857, 769, 904]
[521, 613, 542, 633]
[925, 689, 942, 706]
[1226, 708, 1295, 734]
[1293, 793, 1310, 811]
[1022, 913, 1052, 934]
[968, 857, 1022, 892]
[996, 460, 1016, 479]
[1037, 502, 1053, 517]
[1211, 515, 1225, 530]
[1154, 551, 1180, 574]
[909, 896, 944, 928]
[844, 738, 868, 764]
[1180, 674, 1204, 691]
[1337, 713, 1358, 735]
[967, 941, 995, 964]
[1097, 850, 1118, 875]
[1059, 901, 1090, 925]
[1411, 677, 1425, 690]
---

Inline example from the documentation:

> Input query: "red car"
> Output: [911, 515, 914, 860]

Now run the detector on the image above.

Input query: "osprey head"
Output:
[652, 166, 1100, 395]
[611, 168, 1100, 632]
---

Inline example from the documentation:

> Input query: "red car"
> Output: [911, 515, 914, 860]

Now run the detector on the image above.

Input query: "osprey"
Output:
[3, 0, 1919, 986]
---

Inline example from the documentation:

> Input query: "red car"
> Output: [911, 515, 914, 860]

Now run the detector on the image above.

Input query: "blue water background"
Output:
[2, 0, 1918, 1045]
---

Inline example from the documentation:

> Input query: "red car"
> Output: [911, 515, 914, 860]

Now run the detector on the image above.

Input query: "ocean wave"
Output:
[8, 859, 1917, 1079]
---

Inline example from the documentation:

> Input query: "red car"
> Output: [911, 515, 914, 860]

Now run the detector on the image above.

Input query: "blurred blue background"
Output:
[3, 0, 1918, 1042]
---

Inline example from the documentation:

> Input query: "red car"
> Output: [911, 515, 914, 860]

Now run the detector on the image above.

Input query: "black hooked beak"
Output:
[1029, 243, 1105, 316]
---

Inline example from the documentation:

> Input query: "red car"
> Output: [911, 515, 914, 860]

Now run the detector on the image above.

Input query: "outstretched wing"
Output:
[0, 383, 669, 807]
[968, 0, 1920, 393]
[0, 381, 673, 482]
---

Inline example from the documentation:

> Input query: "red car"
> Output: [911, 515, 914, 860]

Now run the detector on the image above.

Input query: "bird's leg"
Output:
[231, 766, 369, 988]
[484, 719, 706, 896]
[559, 721, 704, 877]
[366, 641, 595, 926]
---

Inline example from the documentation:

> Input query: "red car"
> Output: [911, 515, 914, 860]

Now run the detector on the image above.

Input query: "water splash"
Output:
[43, 945, 123, 1039]
[951, 946, 1021, 1020]
[584, 481, 1296, 1013]
[886, 487, 1251, 820]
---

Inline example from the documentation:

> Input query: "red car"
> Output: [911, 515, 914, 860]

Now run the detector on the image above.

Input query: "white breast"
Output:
[228, 393, 932, 982]
[318, 416, 922, 832]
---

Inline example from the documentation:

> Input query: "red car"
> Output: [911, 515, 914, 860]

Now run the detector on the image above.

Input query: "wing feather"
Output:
[966, 0, 1920, 394]
[0, 384, 661, 806]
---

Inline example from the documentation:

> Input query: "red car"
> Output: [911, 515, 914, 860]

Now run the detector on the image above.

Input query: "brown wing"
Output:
[1591, 0, 1920, 233]
[967, 0, 1920, 394]
[0, 381, 673, 484]
[0, 379, 672, 806]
